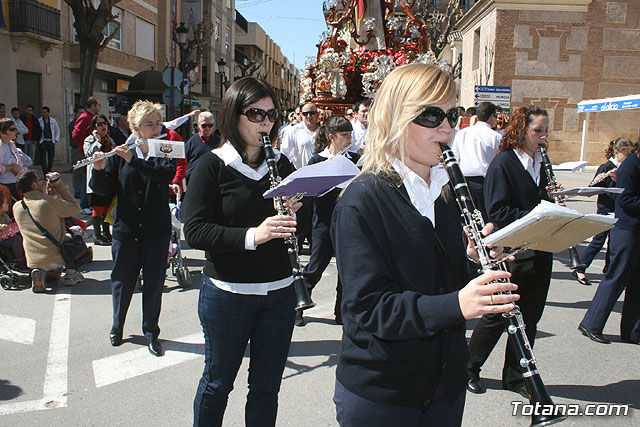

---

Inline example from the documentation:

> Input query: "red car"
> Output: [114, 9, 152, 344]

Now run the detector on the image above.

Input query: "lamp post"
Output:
[217, 57, 227, 101]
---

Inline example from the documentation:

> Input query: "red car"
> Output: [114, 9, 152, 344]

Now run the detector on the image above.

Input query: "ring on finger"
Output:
[489, 294, 494, 305]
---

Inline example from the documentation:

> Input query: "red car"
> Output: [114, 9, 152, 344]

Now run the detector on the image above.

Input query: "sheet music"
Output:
[483, 200, 617, 252]
[263, 155, 359, 198]
[552, 187, 624, 197]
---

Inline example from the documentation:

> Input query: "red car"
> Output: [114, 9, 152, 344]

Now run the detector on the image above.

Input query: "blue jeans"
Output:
[24, 139, 37, 163]
[193, 277, 296, 427]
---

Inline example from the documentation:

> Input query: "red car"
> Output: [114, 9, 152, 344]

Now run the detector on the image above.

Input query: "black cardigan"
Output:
[591, 160, 617, 214]
[330, 171, 469, 409]
[614, 153, 640, 231]
[89, 129, 178, 242]
[182, 151, 297, 283]
[185, 132, 221, 183]
[484, 149, 552, 229]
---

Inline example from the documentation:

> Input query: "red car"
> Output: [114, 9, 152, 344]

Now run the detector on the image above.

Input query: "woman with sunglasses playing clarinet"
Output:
[331, 63, 519, 426]
[182, 77, 303, 427]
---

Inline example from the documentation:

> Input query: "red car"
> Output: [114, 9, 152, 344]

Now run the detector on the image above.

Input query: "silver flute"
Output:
[72, 134, 166, 169]
[588, 168, 616, 187]
[440, 143, 566, 427]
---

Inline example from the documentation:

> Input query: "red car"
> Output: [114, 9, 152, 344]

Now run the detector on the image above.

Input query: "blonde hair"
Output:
[361, 63, 457, 176]
[127, 100, 164, 136]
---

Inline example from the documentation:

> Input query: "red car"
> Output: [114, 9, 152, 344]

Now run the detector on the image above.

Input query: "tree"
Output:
[174, 15, 215, 78]
[64, 0, 122, 106]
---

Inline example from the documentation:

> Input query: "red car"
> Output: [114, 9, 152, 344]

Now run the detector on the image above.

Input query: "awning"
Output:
[577, 94, 640, 161]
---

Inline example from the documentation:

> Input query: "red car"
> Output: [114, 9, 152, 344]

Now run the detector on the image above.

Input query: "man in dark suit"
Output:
[109, 114, 130, 147]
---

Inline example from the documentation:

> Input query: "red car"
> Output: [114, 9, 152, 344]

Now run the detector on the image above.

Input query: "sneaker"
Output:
[93, 236, 111, 246]
[31, 269, 46, 293]
[63, 270, 84, 286]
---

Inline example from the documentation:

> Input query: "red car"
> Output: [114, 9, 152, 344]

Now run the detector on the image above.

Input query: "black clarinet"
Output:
[439, 143, 566, 427]
[262, 133, 315, 311]
[539, 145, 585, 270]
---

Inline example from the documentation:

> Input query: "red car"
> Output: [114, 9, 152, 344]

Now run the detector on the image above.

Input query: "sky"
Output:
[235, 0, 328, 71]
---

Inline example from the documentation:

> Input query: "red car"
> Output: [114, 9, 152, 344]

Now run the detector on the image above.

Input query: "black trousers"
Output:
[302, 233, 341, 318]
[465, 176, 488, 223]
[467, 251, 553, 389]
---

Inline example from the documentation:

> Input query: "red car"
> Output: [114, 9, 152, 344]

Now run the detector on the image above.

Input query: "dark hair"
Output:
[0, 118, 14, 133]
[314, 116, 353, 154]
[499, 105, 548, 152]
[465, 107, 477, 117]
[457, 106, 465, 115]
[353, 99, 371, 113]
[90, 113, 109, 130]
[25, 104, 34, 110]
[219, 77, 281, 164]
[41, 106, 50, 113]
[0, 103, 4, 108]
[605, 136, 634, 159]
[11, 107, 19, 114]
[74, 104, 85, 114]
[86, 97, 99, 108]
[16, 170, 39, 194]
[476, 102, 497, 122]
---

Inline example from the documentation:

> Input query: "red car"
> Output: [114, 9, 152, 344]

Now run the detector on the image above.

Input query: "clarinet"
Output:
[261, 133, 316, 311]
[439, 143, 566, 427]
[539, 145, 585, 270]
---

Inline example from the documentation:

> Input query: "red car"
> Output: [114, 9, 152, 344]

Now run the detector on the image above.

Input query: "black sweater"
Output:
[185, 132, 221, 182]
[614, 153, 640, 231]
[331, 171, 469, 409]
[89, 129, 178, 241]
[307, 152, 360, 239]
[591, 160, 617, 214]
[182, 151, 296, 283]
[484, 149, 552, 229]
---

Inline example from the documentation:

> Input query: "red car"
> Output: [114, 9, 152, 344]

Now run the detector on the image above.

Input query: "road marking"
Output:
[0, 289, 71, 415]
[0, 314, 36, 345]
[92, 333, 204, 388]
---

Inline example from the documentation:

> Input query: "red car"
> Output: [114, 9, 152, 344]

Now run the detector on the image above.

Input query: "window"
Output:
[472, 28, 481, 70]
[227, 0, 231, 9]
[431, 0, 442, 7]
[215, 19, 221, 42]
[104, 7, 123, 50]
[225, 27, 231, 51]
[136, 17, 155, 61]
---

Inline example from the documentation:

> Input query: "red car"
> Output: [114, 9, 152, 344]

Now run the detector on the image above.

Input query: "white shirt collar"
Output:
[610, 157, 621, 167]
[213, 141, 281, 181]
[391, 158, 449, 226]
[514, 149, 542, 185]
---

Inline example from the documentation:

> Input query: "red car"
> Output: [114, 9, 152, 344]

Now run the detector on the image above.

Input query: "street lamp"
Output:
[217, 57, 227, 100]
[175, 22, 189, 47]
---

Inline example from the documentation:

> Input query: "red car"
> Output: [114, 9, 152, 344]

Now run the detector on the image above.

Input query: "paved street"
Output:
[0, 169, 638, 426]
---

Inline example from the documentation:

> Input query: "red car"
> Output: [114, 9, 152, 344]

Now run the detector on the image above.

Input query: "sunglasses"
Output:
[301, 111, 318, 117]
[241, 108, 279, 123]
[95, 121, 108, 127]
[200, 123, 214, 128]
[7, 127, 17, 132]
[412, 107, 459, 129]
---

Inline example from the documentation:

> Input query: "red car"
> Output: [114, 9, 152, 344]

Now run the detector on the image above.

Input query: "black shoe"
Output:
[505, 384, 529, 399]
[572, 270, 592, 286]
[94, 236, 111, 246]
[109, 326, 123, 346]
[295, 310, 305, 327]
[467, 378, 486, 394]
[621, 337, 640, 345]
[334, 316, 343, 325]
[578, 324, 610, 344]
[148, 339, 163, 356]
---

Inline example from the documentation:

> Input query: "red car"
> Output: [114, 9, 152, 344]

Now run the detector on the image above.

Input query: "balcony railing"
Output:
[9, 0, 61, 40]
[235, 10, 248, 33]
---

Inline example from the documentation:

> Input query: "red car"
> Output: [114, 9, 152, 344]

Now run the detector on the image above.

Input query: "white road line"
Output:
[92, 333, 204, 388]
[0, 314, 36, 345]
[0, 289, 71, 415]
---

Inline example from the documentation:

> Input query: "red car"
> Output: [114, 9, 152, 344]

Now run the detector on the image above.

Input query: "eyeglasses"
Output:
[240, 108, 278, 123]
[301, 111, 318, 117]
[412, 107, 459, 129]
[143, 121, 162, 128]
[95, 121, 108, 127]
[200, 123, 214, 128]
[7, 127, 17, 132]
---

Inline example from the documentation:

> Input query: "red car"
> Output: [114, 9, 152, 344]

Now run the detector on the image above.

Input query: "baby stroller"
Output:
[169, 197, 191, 288]
[0, 256, 30, 290]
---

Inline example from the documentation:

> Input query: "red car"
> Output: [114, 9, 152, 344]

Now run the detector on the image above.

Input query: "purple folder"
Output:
[263, 155, 359, 198]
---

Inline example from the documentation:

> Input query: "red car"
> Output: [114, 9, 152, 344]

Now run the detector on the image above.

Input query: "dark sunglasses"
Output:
[240, 108, 279, 123]
[7, 127, 17, 132]
[95, 121, 108, 127]
[301, 111, 318, 117]
[200, 123, 214, 128]
[412, 107, 459, 129]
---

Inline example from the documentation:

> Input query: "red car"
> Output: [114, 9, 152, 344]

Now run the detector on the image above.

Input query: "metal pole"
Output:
[580, 112, 590, 162]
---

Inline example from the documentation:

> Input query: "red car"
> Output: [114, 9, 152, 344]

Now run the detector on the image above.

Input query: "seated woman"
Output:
[84, 113, 115, 246]
[0, 190, 28, 272]
[0, 118, 32, 200]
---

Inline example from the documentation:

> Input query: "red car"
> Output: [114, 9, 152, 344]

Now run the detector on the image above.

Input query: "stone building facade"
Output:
[458, 0, 640, 164]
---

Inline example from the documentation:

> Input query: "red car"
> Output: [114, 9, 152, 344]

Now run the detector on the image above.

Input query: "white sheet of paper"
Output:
[553, 161, 588, 172]
[147, 139, 185, 158]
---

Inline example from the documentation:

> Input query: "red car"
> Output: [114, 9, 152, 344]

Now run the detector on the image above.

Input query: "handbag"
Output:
[20, 201, 92, 268]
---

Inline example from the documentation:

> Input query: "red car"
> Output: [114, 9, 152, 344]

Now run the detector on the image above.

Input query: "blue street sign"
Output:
[577, 95, 640, 113]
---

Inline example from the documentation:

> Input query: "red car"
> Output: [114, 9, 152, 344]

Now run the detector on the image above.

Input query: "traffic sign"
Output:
[162, 88, 183, 106]
[162, 67, 183, 88]
[474, 85, 511, 113]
